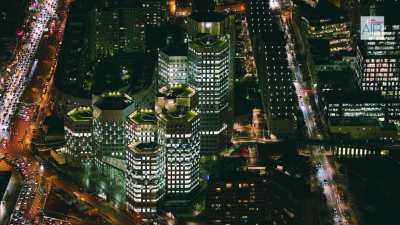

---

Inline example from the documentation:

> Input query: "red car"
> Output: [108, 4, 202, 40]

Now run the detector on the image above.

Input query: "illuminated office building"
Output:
[126, 109, 158, 144]
[156, 84, 200, 195]
[158, 43, 188, 86]
[301, 1, 352, 54]
[125, 142, 165, 215]
[355, 24, 400, 98]
[93, 92, 135, 187]
[324, 92, 400, 122]
[64, 106, 93, 163]
[188, 34, 230, 154]
[186, 11, 235, 86]
[187, 10, 235, 146]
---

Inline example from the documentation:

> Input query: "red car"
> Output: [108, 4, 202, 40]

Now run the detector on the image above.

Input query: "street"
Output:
[271, 0, 356, 224]
[0, 0, 57, 141]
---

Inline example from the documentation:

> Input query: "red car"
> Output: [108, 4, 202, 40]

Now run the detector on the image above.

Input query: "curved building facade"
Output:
[126, 142, 166, 215]
[156, 84, 200, 195]
[188, 34, 230, 154]
[64, 106, 93, 164]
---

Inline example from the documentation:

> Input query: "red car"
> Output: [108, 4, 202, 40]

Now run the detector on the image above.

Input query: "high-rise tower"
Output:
[188, 34, 230, 154]
[156, 84, 200, 195]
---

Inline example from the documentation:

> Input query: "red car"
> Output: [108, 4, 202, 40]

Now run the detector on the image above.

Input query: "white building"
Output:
[64, 106, 93, 164]
[126, 109, 158, 144]
[126, 142, 166, 215]
[188, 34, 230, 154]
[158, 44, 188, 86]
[93, 92, 135, 192]
[156, 84, 201, 195]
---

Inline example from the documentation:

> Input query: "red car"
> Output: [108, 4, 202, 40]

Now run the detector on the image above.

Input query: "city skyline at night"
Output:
[0, 0, 399, 225]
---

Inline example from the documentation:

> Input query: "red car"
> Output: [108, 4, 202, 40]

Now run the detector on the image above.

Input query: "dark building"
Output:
[300, 0, 352, 56]
[0, 0, 26, 64]
[143, 0, 167, 27]
[206, 158, 300, 225]
[254, 32, 297, 138]
[55, 0, 95, 94]
[246, 0, 274, 35]
[246, 0, 296, 138]
[206, 170, 270, 224]
[192, 0, 215, 13]
[90, 0, 145, 57]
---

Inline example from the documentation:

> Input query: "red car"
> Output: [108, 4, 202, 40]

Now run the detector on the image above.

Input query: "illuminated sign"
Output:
[361, 16, 385, 40]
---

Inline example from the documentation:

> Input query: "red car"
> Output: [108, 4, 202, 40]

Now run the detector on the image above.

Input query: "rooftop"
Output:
[96, 0, 141, 9]
[191, 34, 227, 50]
[360, 0, 400, 24]
[258, 27, 286, 46]
[158, 84, 195, 99]
[128, 142, 161, 155]
[159, 108, 198, 123]
[67, 107, 93, 122]
[190, 11, 226, 22]
[136, 142, 158, 151]
[299, 0, 348, 24]
[128, 110, 157, 125]
[318, 69, 358, 92]
[162, 43, 188, 56]
[92, 53, 153, 96]
[94, 92, 133, 110]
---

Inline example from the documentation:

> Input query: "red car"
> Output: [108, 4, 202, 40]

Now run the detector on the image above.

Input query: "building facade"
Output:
[247, 0, 296, 139]
[156, 84, 200, 195]
[188, 34, 230, 154]
[254, 32, 297, 138]
[246, 0, 274, 35]
[187, 11, 236, 147]
[324, 93, 400, 122]
[93, 92, 135, 194]
[158, 44, 188, 86]
[126, 142, 166, 215]
[143, 0, 167, 27]
[126, 109, 158, 144]
[91, 2, 145, 57]
[64, 106, 93, 164]
[301, 2, 352, 55]
[355, 24, 400, 98]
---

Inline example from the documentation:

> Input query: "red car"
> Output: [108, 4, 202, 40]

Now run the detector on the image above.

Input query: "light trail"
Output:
[0, 0, 58, 141]
[272, 0, 354, 224]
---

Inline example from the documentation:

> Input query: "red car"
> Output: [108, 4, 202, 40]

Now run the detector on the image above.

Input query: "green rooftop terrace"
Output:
[159, 84, 195, 99]
[128, 110, 157, 125]
[191, 34, 227, 50]
[128, 142, 161, 155]
[67, 107, 93, 122]
[159, 108, 198, 123]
